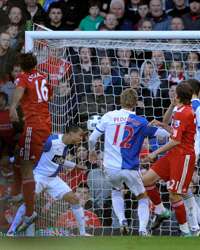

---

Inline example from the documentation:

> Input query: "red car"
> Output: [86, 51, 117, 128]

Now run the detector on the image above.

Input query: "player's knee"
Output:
[142, 170, 158, 186]
[136, 192, 148, 200]
[169, 192, 181, 203]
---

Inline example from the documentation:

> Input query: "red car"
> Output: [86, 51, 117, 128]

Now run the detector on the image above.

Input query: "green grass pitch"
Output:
[0, 237, 199, 250]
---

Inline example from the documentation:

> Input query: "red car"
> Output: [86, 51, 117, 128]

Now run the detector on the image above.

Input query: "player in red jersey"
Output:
[9, 53, 52, 232]
[142, 82, 196, 236]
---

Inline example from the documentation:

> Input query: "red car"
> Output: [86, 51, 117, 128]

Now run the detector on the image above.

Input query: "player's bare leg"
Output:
[142, 169, 171, 230]
[136, 192, 150, 236]
[169, 192, 191, 236]
[63, 191, 89, 236]
[17, 160, 37, 233]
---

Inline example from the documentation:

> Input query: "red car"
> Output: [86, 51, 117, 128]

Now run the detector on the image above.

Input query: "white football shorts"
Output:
[34, 173, 72, 200]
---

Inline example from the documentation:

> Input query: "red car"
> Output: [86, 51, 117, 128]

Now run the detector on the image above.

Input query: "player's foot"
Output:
[139, 230, 150, 236]
[180, 231, 192, 237]
[191, 229, 200, 236]
[16, 211, 37, 233]
[151, 209, 171, 230]
[6, 231, 15, 237]
[120, 220, 129, 235]
[80, 233, 93, 237]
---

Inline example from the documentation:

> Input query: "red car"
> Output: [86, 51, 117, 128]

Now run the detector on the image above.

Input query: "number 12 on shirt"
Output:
[113, 125, 134, 149]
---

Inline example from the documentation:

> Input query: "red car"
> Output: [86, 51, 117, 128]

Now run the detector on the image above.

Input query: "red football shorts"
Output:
[18, 125, 51, 162]
[151, 149, 195, 194]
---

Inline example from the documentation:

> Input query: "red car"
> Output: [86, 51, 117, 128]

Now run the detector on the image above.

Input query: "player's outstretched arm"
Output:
[88, 129, 102, 164]
[10, 87, 25, 122]
[142, 139, 180, 163]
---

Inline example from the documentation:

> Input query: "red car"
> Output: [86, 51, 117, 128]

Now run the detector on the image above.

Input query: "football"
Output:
[87, 115, 101, 131]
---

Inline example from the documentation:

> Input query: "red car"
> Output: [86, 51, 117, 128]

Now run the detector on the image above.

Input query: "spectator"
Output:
[138, 18, 153, 30]
[170, 16, 185, 30]
[128, 68, 145, 115]
[0, 63, 21, 105]
[45, 2, 68, 30]
[182, 0, 200, 30]
[59, 0, 88, 30]
[4, 23, 23, 50]
[140, 60, 169, 120]
[116, 48, 136, 87]
[8, 5, 26, 32]
[149, 0, 172, 30]
[56, 183, 102, 229]
[184, 52, 200, 81]
[167, 60, 185, 85]
[109, 0, 133, 30]
[138, 0, 150, 20]
[167, 0, 190, 17]
[78, 0, 104, 31]
[72, 47, 100, 94]
[87, 151, 113, 226]
[99, 56, 121, 95]
[151, 50, 168, 80]
[24, 0, 46, 26]
[0, 32, 17, 84]
[99, 13, 118, 30]
[125, 0, 141, 25]
[78, 76, 115, 123]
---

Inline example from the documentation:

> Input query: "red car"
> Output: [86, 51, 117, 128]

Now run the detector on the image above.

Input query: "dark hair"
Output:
[176, 81, 193, 104]
[138, 0, 149, 6]
[187, 79, 200, 96]
[0, 91, 8, 105]
[48, 2, 63, 14]
[65, 125, 83, 134]
[89, 0, 101, 8]
[19, 53, 37, 72]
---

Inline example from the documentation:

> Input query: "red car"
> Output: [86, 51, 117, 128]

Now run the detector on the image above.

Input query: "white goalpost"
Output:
[25, 31, 200, 236]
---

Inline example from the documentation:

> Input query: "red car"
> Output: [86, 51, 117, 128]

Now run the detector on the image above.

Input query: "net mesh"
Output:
[31, 38, 200, 236]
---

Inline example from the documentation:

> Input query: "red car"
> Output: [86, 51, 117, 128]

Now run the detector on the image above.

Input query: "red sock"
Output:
[22, 179, 35, 217]
[11, 164, 22, 196]
[172, 200, 187, 225]
[145, 185, 162, 205]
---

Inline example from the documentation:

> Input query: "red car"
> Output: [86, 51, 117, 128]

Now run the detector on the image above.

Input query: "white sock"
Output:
[7, 203, 26, 233]
[154, 203, 166, 215]
[25, 223, 35, 236]
[195, 201, 200, 224]
[180, 222, 190, 234]
[138, 198, 149, 232]
[183, 192, 200, 231]
[112, 190, 126, 225]
[71, 204, 85, 235]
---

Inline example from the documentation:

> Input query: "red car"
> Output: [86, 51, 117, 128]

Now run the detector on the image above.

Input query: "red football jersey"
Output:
[15, 69, 51, 126]
[171, 104, 196, 153]
[38, 56, 71, 86]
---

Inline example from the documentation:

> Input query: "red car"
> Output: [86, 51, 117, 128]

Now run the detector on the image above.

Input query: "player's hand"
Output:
[141, 153, 157, 164]
[9, 107, 19, 122]
[89, 151, 98, 164]
[148, 119, 163, 127]
[75, 164, 87, 170]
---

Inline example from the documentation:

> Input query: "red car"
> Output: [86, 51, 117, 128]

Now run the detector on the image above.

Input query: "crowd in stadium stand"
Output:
[0, 0, 200, 235]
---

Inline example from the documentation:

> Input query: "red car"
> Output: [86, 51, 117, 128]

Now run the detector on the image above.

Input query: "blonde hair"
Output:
[120, 88, 138, 109]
